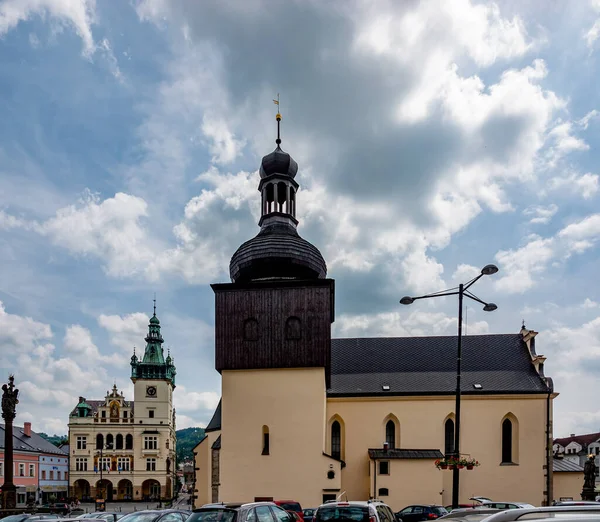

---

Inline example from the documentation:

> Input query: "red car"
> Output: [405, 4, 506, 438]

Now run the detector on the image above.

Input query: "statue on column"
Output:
[1, 375, 19, 509]
[582, 454, 597, 501]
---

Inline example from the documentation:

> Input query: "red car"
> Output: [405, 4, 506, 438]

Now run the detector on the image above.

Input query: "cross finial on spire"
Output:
[153, 293, 157, 316]
[522, 318, 526, 329]
[273, 93, 282, 145]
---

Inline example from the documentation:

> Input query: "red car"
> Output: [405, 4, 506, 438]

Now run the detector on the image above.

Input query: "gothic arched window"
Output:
[385, 420, 396, 449]
[502, 418, 513, 463]
[331, 421, 341, 460]
[445, 418, 455, 456]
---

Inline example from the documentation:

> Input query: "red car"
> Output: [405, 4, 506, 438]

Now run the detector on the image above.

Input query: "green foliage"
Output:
[176, 427, 206, 464]
[39, 432, 68, 447]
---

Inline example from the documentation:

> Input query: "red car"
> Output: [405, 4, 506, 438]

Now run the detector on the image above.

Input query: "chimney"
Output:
[24, 422, 32, 437]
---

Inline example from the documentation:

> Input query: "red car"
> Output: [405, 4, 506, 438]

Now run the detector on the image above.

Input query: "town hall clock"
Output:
[146, 385, 157, 397]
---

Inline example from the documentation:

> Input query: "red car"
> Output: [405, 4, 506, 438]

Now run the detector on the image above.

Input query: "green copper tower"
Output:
[130, 300, 176, 386]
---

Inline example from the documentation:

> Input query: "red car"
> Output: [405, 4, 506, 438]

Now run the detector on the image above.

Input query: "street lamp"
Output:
[96, 442, 113, 502]
[400, 264, 498, 510]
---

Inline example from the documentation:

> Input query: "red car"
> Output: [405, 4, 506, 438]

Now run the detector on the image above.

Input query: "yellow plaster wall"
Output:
[553, 472, 583, 502]
[220, 368, 341, 507]
[328, 394, 549, 510]
[194, 431, 219, 508]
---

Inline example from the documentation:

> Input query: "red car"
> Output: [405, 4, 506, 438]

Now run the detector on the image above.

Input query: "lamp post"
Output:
[96, 442, 113, 501]
[400, 264, 498, 510]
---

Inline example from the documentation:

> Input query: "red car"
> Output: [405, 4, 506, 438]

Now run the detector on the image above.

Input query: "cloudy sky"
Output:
[0, 0, 600, 437]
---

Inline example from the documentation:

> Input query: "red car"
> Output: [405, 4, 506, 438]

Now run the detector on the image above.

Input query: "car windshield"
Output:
[315, 507, 369, 522]
[281, 505, 302, 512]
[433, 509, 449, 516]
[187, 510, 237, 522]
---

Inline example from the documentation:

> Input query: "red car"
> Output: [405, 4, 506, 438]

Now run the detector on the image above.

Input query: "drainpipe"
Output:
[373, 459, 377, 500]
[545, 378, 554, 506]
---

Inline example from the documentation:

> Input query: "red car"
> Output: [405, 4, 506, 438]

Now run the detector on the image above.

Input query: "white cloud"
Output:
[174, 385, 220, 413]
[0, 0, 96, 55]
[523, 204, 559, 225]
[495, 213, 600, 293]
[548, 172, 599, 200]
[582, 298, 599, 309]
[98, 312, 149, 352]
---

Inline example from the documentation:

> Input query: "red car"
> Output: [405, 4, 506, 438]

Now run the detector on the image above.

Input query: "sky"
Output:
[0, 0, 600, 438]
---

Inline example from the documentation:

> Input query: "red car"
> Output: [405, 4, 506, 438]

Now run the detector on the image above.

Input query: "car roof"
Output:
[482, 505, 600, 522]
[197, 502, 276, 511]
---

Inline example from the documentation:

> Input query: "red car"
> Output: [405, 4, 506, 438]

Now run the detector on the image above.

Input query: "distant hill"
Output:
[176, 427, 206, 463]
[39, 433, 68, 447]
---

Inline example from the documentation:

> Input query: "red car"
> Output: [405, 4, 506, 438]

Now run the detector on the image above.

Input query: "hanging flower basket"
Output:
[466, 465, 473, 470]
[435, 457, 456, 470]
[461, 457, 480, 469]
[456, 464, 464, 469]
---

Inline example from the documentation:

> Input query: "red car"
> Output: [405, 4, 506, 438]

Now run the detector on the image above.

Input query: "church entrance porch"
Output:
[142, 479, 161, 501]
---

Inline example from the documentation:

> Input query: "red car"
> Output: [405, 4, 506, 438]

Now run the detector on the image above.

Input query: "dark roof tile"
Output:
[368, 448, 444, 459]
[329, 334, 548, 396]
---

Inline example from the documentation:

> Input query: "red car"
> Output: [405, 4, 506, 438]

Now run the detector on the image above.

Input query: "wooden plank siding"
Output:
[212, 279, 334, 384]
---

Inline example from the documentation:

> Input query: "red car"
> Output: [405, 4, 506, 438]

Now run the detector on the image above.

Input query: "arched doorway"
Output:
[73, 479, 90, 501]
[142, 479, 161, 501]
[117, 479, 133, 500]
[96, 479, 114, 501]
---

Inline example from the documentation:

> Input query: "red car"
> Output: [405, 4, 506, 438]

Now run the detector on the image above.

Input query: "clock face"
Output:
[146, 386, 157, 397]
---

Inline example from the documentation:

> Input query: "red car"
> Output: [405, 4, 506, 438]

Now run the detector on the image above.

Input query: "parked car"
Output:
[118, 510, 191, 522]
[274, 501, 304, 522]
[396, 505, 448, 522]
[302, 510, 315, 522]
[480, 505, 600, 522]
[314, 500, 397, 522]
[192, 501, 296, 522]
[1, 516, 63, 522]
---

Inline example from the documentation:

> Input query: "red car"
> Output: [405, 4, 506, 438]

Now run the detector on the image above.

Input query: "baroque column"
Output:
[1, 375, 19, 509]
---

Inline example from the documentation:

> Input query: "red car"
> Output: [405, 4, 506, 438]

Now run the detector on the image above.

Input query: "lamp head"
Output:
[481, 264, 499, 276]
[483, 303, 498, 312]
[400, 296, 414, 305]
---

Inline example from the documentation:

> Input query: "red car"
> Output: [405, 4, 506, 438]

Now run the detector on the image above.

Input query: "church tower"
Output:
[211, 111, 337, 506]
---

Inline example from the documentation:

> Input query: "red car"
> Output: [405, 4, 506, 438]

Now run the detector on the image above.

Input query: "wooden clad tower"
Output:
[212, 112, 334, 382]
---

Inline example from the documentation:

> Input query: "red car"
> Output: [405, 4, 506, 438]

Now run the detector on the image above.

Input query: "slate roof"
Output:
[69, 399, 134, 416]
[554, 432, 600, 448]
[553, 458, 585, 472]
[0, 424, 68, 456]
[368, 449, 444, 460]
[205, 400, 222, 432]
[329, 334, 549, 396]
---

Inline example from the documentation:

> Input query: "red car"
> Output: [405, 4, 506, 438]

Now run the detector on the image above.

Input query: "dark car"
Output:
[118, 510, 191, 522]
[396, 506, 448, 522]
[1, 516, 62, 522]
[191, 502, 296, 522]
[302, 510, 315, 522]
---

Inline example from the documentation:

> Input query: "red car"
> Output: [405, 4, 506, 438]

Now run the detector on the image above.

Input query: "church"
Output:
[194, 113, 557, 510]
[68, 306, 177, 501]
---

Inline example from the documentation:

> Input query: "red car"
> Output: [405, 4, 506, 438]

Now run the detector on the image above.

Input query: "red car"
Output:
[274, 501, 304, 522]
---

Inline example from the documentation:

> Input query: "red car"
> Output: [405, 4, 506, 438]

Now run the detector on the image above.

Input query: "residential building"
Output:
[553, 432, 600, 486]
[194, 116, 557, 510]
[68, 306, 177, 501]
[0, 422, 68, 506]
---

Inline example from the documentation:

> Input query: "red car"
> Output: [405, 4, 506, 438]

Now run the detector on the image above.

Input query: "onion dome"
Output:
[229, 110, 327, 283]
[260, 146, 298, 179]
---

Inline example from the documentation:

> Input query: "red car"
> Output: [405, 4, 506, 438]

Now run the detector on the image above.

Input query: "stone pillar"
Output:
[1, 375, 19, 509]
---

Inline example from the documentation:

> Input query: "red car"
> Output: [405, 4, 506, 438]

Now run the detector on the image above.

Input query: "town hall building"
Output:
[194, 114, 557, 510]
[68, 306, 177, 501]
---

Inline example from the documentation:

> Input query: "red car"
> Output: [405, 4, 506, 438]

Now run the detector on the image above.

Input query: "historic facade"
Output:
[68, 306, 177, 501]
[194, 113, 558, 510]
